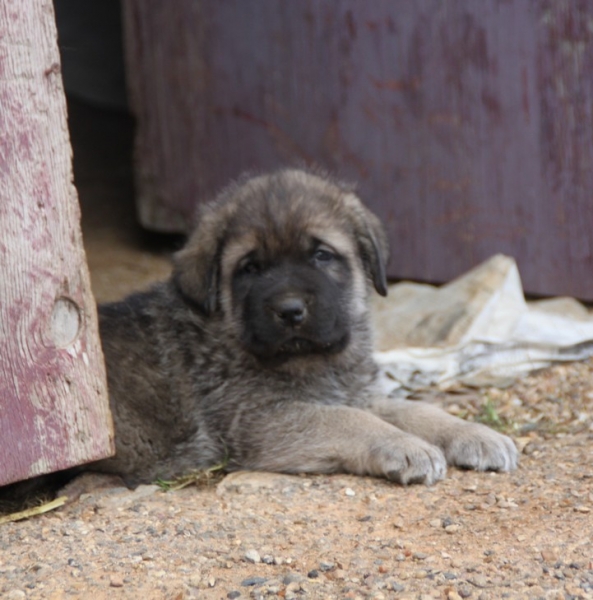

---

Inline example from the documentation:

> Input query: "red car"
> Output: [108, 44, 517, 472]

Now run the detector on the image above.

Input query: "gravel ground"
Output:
[1, 359, 592, 600]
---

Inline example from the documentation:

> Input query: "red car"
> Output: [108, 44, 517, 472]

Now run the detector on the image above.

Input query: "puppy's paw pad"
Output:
[445, 424, 518, 472]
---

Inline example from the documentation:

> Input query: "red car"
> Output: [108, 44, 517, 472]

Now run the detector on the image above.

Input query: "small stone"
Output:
[345, 488, 356, 497]
[263, 579, 283, 594]
[457, 584, 473, 598]
[308, 570, 319, 578]
[445, 524, 460, 534]
[468, 575, 488, 588]
[262, 555, 274, 564]
[385, 579, 405, 592]
[227, 592, 241, 599]
[541, 549, 558, 562]
[574, 505, 591, 513]
[241, 577, 267, 587]
[429, 518, 442, 528]
[283, 573, 303, 585]
[244, 549, 261, 564]
[447, 592, 463, 600]
[285, 581, 301, 594]
[5, 592, 26, 600]
[109, 575, 124, 588]
[320, 561, 335, 572]
[217, 471, 298, 495]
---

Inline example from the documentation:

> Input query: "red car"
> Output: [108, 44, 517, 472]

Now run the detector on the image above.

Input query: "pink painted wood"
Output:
[0, 0, 114, 486]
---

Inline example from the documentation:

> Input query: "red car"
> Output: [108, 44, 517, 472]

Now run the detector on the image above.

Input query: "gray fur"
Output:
[93, 169, 517, 486]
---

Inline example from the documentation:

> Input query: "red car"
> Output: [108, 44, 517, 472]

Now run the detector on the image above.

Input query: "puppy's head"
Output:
[173, 169, 388, 362]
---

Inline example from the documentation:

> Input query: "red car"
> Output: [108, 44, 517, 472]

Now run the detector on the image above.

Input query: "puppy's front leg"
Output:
[232, 403, 446, 485]
[368, 398, 518, 472]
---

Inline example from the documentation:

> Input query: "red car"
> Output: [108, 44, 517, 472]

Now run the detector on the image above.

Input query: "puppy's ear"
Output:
[172, 209, 225, 315]
[344, 194, 389, 297]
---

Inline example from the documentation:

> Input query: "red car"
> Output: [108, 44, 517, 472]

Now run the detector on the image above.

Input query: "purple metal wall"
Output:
[124, 1, 593, 299]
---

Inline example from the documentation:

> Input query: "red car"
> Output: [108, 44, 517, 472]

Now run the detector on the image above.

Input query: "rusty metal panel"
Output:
[124, 0, 593, 299]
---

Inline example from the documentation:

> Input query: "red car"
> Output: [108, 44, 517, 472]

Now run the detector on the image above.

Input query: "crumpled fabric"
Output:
[372, 254, 593, 394]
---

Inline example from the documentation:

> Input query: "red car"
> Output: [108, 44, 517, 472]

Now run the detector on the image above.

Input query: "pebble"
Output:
[227, 592, 241, 599]
[320, 561, 336, 571]
[244, 549, 261, 563]
[541, 549, 558, 562]
[5, 592, 26, 600]
[283, 573, 303, 585]
[445, 524, 460, 534]
[241, 577, 267, 587]
[457, 584, 473, 598]
[109, 575, 124, 588]
[345, 488, 356, 497]
[468, 575, 489, 588]
[385, 579, 405, 592]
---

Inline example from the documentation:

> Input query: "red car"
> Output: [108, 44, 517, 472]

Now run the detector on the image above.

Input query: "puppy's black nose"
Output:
[273, 296, 307, 325]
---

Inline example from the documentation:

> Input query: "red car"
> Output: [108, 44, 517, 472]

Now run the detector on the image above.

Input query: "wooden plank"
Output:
[123, 1, 593, 299]
[0, 0, 114, 486]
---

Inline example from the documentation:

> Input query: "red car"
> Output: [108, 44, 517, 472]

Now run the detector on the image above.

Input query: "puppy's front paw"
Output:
[443, 423, 518, 472]
[375, 435, 447, 485]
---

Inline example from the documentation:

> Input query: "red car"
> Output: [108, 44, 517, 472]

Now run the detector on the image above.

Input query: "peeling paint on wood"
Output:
[124, 0, 593, 299]
[0, 0, 114, 486]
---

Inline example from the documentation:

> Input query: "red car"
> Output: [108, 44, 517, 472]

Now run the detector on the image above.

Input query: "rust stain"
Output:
[432, 206, 478, 229]
[231, 107, 315, 165]
[433, 177, 472, 194]
[344, 9, 356, 39]
[370, 76, 421, 92]
[323, 115, 370, 180]
[481, 89, 502, 120]
[428, 112, 462, 127]
[521, 66, 530, 122]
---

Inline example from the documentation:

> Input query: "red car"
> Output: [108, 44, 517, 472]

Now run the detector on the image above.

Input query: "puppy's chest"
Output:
[193, 359, 378, 412]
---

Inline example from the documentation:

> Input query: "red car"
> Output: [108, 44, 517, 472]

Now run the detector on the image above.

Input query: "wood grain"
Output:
[0, 0, 113, 486]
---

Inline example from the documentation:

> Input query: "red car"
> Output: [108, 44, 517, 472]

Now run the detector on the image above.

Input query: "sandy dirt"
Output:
[1, 369, 592, 600]
[1, 101, 592, 600]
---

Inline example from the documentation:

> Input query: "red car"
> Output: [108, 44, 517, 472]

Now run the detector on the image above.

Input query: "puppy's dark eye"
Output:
[239, 258, 261, 275]
[312, 248, 335, 264]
